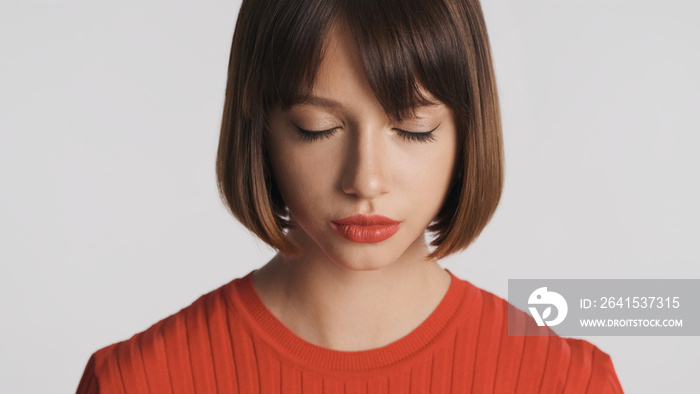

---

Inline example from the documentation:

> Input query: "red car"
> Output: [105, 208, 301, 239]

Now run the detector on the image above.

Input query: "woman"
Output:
[78, 0, 623, 392]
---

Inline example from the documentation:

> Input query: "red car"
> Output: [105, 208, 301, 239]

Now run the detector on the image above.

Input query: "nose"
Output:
[340, 127, 390, 200]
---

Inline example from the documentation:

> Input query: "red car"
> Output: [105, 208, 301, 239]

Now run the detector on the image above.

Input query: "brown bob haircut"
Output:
[216, 0, 503, 260]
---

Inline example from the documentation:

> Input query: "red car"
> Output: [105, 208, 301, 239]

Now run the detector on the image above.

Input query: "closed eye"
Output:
[293, 125, 339, 142]
[293, 124, 439, 143]
[394, 124, 439, 143]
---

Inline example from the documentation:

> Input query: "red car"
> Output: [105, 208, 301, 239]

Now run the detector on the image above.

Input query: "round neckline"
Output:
[225, 269, 472, 372]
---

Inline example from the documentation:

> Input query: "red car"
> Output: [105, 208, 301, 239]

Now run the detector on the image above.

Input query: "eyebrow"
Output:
[294, 95, 343, 108]
[294, 94, 443, 109]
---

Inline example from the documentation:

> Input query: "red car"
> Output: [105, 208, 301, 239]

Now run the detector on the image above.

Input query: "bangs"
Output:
[262, 0, 469, 120]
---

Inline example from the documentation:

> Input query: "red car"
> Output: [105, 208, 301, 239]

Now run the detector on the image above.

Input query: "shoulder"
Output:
[77, 277, 246, 393]
[455, 278, 624, 393]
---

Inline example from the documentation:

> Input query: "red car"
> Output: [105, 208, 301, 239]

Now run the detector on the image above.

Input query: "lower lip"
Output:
[331, 222, 401, 243]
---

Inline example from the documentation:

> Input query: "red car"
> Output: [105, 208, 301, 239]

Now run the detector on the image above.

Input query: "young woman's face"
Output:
[266, 23, 458, 271]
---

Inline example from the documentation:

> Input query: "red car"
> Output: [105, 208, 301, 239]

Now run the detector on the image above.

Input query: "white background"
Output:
[1, 1, 698, 392]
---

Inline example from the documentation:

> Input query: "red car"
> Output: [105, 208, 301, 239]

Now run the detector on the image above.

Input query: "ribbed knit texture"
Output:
[77, 271, 623, 393]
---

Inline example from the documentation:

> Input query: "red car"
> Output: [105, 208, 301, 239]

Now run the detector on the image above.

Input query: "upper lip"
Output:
[332, 214, 400, 226]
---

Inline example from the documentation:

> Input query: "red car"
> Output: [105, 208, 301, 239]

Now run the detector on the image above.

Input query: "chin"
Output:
[325, 244, 408, 272]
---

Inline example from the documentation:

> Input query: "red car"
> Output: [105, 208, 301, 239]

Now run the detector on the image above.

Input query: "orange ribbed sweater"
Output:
[77, 271, 623, 393]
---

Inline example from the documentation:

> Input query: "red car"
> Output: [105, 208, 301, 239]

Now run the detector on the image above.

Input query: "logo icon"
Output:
[528, 287, 568, 327]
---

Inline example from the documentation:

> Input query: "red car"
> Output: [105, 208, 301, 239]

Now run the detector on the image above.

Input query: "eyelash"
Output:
[294, 126, 438, 143]
[294, 126, 337, 142]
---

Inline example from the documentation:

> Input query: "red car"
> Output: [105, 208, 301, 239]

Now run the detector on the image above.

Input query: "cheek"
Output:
[397, 138, 457, 204]
[268, 142, 340, 215]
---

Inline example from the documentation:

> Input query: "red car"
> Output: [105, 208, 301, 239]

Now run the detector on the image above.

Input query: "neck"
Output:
[252, 234, 452, 351]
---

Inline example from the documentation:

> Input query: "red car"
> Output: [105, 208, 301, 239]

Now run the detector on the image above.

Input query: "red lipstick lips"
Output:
[331, 214, 401, 243]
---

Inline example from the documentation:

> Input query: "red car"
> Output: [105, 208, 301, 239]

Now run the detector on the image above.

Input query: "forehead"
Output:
[267, 1, 460, 120]
[303, 23, 378, 108]
[291, 21, 440, 116]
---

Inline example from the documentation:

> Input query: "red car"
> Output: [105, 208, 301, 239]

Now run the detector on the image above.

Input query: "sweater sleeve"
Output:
[585, 346, 624, 393]
[76, 353, 100, 394]
[75, 342, 125, 394]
